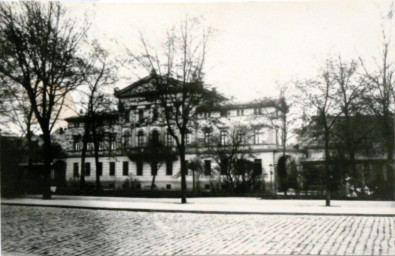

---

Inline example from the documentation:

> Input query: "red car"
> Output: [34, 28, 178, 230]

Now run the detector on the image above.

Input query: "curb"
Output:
[2, 202, 394, 217]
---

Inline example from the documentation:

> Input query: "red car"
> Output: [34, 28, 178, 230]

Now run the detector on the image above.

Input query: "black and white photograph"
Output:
[0, 0, 394, 255]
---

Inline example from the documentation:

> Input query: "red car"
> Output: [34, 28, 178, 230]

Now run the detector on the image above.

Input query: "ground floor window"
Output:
[136, 161, 143, 176]
[109, 162, 115, 176]
[85, 162, 91, 176]
[73, 163, 79, 177]
[166, 160, 173, 175]
[204, 160, 211, 175]
[123, 161, 129, 176]
[98, 162, 103, 176]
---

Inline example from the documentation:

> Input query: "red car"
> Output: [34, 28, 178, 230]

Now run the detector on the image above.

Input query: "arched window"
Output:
[122, 132, 130, 148]
[204, 131, 211, 145]
[151, 130, 160, 146]
[220, 131, 227, 146]
[137, 130, 145, 147]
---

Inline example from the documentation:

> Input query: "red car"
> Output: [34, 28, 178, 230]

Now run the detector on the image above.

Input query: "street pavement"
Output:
[2, 204, 395, 256]
[2, 195, 395, 216]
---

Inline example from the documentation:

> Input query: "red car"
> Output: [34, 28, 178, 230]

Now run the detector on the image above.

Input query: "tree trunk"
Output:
[80, 122, 89, 191]
[42, 131, 52, 199]
[180, 146, 187, 204]
[324, 127, 331, 206]
[92, 123, 101, 192]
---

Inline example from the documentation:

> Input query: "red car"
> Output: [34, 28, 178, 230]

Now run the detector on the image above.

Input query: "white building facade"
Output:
[55, 75, 304, 192]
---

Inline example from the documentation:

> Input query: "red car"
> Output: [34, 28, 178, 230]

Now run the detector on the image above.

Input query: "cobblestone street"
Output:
[2, 205, 394, 255]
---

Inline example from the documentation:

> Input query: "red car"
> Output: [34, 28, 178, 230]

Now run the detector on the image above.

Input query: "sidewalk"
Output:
[2, 195, 394, 216]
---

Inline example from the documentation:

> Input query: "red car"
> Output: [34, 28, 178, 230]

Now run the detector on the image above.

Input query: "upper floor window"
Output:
[138, 109, 144, 122]
[122, 132, 130, 148]
[152, 107, 159, 121]
[204, 131, 211, 145]
[220, 131, 227, 146]
[236, 131, 245, 143]
[137, 131, 145, 147]
[124, 110, 130, 123]
[237, 109, 244, 116]
[185, 133, 191, 144]
[254, 108, 262, 115]
[166, 133, 174, 147]
[109, 135, 116, 150]
[204, 112, 211, 118]
[254, 130, 263, 144]
[151, 130, 160, 146]
[73, 137, 81, 151]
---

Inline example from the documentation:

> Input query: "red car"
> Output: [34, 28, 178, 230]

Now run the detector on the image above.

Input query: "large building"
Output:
[54, 74, 304, 192]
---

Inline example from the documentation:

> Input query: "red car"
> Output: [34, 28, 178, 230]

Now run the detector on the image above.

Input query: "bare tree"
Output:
[0, 2, 88, 198]
[129, 17, 220, 203]
[78, 43, 117, 191]
[297, 63, 339, 206]
[202, 126, 256, 192]
[360, 36, 395, 198]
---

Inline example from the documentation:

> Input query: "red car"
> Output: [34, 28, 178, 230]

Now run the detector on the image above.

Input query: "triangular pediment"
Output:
[115, 75, 157, 98]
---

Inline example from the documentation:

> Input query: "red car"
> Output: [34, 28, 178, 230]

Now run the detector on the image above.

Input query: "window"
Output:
[87, 142, 94, 151]
[220, 158, 228, 175]
[237, 109, 244, 116]
[109, 135, 116, 150]
[137, 131, 145, 147]
[204, 131, 211, 145]
[254, 130, 263, 144]
[98, 162, 103, 176]
[122, 133, 130, 148]
[204, 160, 211, 175]
[151, 130, 160, 146]
[85, 162, 91, 176]
[166, 133, 173, 147]
[204, 112, 211, 118]
[185, 133, 191, 144]
[124, 110, 130, 123]
[73, 163, 79, 177]
[254, 108, 262, 115]
[152, 107, 159, 121]
[138, 109, 144, 122]
[136, 161, 143, 176]
[123, 161, 129, 176]
[109, 162, 115, 176]
[220, 131, 227, 146]
[237, 131, 245, 143]
[254, 159, 262, 175]
[73, 137, 81, 151]
[166, 160, 173, 175]
[166, 184, 172, 190]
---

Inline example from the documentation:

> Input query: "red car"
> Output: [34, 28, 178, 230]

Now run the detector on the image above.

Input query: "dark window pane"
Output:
[85, 163, 90, 176]
[204, 160, 211, 176]
[123, 161, 129, 176]
[136, 161, 143, 176]
[166, 160, 173, 176]
[98, 162, 103, 176]
[110, 162, 115, 176]
[73, 163, 79, 177]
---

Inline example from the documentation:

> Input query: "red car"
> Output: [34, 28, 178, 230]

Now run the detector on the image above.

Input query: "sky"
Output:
[63, 0, 395, 102]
